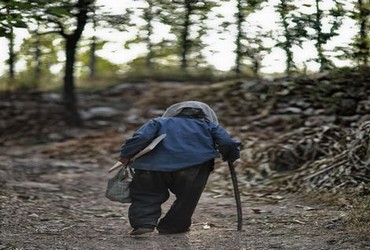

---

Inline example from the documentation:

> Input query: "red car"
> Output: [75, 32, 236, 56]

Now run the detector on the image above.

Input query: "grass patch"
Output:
[76, 75, 121, 92]
[343, 196, 370, 241]
[302, 191, 370, 241]
[119, 65, 252, 83]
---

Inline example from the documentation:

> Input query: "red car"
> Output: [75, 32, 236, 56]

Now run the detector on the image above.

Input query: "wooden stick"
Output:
[228, 161, 243, 231]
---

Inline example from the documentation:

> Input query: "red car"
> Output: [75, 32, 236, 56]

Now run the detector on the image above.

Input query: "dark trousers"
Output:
[128, 160, 214, 233]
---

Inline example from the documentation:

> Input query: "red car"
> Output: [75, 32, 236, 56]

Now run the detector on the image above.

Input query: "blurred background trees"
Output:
[0, 0, 369, 125]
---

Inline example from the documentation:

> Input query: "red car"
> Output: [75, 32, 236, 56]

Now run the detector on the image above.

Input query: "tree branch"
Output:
[54, 19, 67, 38]
[35, 30, 60, 36]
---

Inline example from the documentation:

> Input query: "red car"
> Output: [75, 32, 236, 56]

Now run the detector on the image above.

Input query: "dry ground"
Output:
[1, 140, 368, 250]
[1, 80, 369, 249]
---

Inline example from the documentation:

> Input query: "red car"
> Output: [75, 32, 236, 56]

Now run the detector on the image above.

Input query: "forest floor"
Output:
[0, 79, 369, 249]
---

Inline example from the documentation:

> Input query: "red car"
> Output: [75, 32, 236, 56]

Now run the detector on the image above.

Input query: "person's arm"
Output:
[211, 124, 241, 162]
[119, 119, 160, 160]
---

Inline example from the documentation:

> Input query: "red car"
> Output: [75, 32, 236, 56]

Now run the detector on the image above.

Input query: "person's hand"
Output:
[119, 157, 131, 166]
[230, 159, 241, 167]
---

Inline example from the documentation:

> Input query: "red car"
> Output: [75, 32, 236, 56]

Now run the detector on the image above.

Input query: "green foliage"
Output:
[75, 75, 121, 92]
[121, 57, 242, 83]
[77, 49, 121, 79]
[1, 0, 369, 86]
[0, 0, 33, 37]
[159, 0, 221, 69]
[233, 0, 269, 75]
[18, 32, 62, 87]
[348, 0, 369, 66]
[274, 0, 304, 74]
[47, 6, 74, 17]
[118, 0, 224, 71]
[33, 0, 94, 36]
[99, 1, 162, 70]
[327, 0, 369, 67]
[297, 0, 346, 71]
[244, 32, 272, 76]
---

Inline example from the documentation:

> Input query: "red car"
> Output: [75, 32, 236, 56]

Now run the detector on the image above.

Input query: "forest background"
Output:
[0, 1, 370, 248]
[0, 0, 368, 126]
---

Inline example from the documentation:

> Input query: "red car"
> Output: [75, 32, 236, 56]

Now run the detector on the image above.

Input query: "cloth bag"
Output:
[105, 166, 134, 203]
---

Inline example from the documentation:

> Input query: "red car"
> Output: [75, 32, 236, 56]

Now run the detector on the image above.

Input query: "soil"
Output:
[1, 81, 369, 250]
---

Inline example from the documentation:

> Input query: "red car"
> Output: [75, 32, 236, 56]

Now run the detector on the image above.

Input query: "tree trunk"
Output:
[8, 21, 15, 82]
[61, 0, 91, 126]
[252, 58, 260, 77]
[279, 0, 293, 75]
[144, 1, 154, 69]
[34, 33, 42, 86]
[314, 0, 326, 72]
[89, 34, 97, 78]
[89, 8, 97, 78]
[234, 0, 243, 75]
[64, 37, 82, 126]
[358, 0, 369, 66]
[180, 1, 192, 70]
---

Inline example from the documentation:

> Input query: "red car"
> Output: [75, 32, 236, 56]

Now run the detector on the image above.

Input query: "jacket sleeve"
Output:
[119, 119, 160, 158]
[211, 124, 241, 162]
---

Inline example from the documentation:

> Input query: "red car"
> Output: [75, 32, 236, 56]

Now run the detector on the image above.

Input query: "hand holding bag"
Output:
[105, 165, 134, 203]
[106, 134, 166, 203]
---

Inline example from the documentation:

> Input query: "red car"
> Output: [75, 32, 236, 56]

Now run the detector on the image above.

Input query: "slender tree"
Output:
[298, 0, 345, 71]
[313, 0, 326, 70]
[161, 0, 219, 70]
[0, 0, 31, 83]
[233, 0, 266, 75]
[88, 5, 97, 78]
[276, 0, 295, 74]
[78, 2, 121, 78]
[143, 0, 155, 68]
[244, 30, 272, 76]
[101, 1, 162, 71]
[235, 0, 243, 75]
[353, 0, 369, 66]
[19, 31, 61, 87]
[331, 0, 368, 67]
[180, 0, 192, 69]
[120, 0, 160, 69]
[2, 0, 94, 124]
[7, 6, 15, 81]
[36, 0, 94, 126]
[59, 0, 93, 126]
[275, 0, 307, 75]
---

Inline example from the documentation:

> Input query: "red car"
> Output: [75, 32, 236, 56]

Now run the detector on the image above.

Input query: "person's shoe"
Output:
[130, 228, 154, 236]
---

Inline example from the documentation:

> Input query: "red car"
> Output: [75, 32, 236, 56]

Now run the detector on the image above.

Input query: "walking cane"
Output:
[228, 161, 242, 231]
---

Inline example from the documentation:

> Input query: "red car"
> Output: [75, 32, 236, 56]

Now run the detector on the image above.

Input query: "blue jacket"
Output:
[120, 116, 241, 171]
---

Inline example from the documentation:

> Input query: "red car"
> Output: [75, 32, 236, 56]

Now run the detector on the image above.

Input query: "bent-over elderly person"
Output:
[119, 101, 241, 235]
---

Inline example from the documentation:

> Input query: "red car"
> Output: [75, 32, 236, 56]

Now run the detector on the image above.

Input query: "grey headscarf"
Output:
[162, 101, 219, 124]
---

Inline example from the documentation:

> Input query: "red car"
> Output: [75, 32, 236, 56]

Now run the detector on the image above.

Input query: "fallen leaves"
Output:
[1, 68, 370, 196]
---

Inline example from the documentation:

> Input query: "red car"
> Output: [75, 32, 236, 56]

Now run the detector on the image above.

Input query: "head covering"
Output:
[162, 101, 219, 124]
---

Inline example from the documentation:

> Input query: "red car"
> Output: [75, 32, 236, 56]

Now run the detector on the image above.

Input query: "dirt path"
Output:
[1, 149, 367, 250]
[1, 81, 369, 249]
